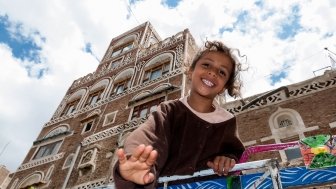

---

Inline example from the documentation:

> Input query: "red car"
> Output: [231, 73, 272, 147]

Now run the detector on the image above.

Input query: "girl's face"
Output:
[189, 51, 233, 100]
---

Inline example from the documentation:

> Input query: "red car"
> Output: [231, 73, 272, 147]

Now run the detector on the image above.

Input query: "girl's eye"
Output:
[219, 70, 226, 77]
[201, 63, 209, 68]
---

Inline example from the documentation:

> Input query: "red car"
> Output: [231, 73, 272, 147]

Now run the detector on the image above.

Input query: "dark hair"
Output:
[189, 40, 244, 98]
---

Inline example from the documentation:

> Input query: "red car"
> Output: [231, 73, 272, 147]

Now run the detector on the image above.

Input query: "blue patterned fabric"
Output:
[158, 166, 336, 189]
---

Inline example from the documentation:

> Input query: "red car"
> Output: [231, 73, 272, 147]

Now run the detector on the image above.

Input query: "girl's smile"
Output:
[189, 51, 233, 99]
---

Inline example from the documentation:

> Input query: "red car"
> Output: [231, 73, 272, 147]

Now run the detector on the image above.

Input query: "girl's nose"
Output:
[208, 70, 217, 77]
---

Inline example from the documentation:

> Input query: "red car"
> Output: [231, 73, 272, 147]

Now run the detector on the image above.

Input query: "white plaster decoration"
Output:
[18, 172, 45, 189]
[243, 140, 257, 146]
[78, 149, 98, 174]
[69, 33, 184, 91]
[71, 178, 106, 189]
[103, 111, 118, 126]
[330, 121, 336, 128]
[225, 73, 336, 114]
[268, 107, 319, 161]
[63, 154, 74, 169]
[144, 53, 173, 69]
[9, 178, 18, 189]
[175, 44, 184, 68]
[43, 68, 182, 128]
[91, 79, 109, 91]
[86, 109, 101, 118]
[44, 165, 54, 181]
[44, 125, 69, 138]
[261, 136, 275, 142]
[17, 153, 64, 172]
[113, 68, 134, 82]
[82, 117, 147, 146]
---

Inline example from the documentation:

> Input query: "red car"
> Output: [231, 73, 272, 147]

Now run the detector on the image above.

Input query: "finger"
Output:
[117, 148, 127, 165]
[218, 157, 225, 176]
[143, 172, 155, 184]
[223, 158, 232, 175]
[129, 144, 145, 162]
[207, 161, 214, 169]
[146, 150, 158, 166]
[139, 145, 153, 162]
[230, 158, 236, 169]
[213, 157, 220, 174]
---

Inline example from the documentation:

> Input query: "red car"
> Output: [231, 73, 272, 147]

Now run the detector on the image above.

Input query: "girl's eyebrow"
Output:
[201, 57, 231, 70]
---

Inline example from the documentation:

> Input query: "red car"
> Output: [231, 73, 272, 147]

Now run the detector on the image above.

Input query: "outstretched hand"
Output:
[117, 144, 158, 185]
[207, 156, 235, 176]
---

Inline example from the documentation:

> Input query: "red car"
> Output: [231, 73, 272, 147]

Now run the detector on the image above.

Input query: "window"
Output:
[131, 97, 165, 120]
[103, 111, 117, 126]
[285, 147, 302, 161]
[112, 79, 131, 95]
[86, 89, 104, 106]
[277, 114, 293, 128]
[33, 141, 62, 159]
[63, 154, 74, 169]
[82, 120, 93, 133]
[143, 61, 170, 83]
[109, 58, 123, 69]
[111, 42, 133, 58]
[62, 99, 80, 116]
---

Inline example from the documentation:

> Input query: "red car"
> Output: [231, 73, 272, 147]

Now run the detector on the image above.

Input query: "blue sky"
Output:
[0, 0, 336, 173]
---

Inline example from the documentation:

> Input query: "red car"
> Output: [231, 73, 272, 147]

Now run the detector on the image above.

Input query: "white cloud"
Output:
[0, 0, 335, 172]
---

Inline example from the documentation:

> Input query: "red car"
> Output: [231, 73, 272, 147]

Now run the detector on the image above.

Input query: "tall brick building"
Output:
[7, 22, 198, 189]
[7, 22, 336, 189]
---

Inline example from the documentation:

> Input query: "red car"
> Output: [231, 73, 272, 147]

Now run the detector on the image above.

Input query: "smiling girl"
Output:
[113, 40, 245, 189]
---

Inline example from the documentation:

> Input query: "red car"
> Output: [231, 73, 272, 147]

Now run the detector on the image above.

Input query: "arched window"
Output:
[277, 114, 294, 128]
[111, 68, 134, 95]
[18, 172, 44, 189]
[45, 165, 54, 181]
[63, 154, 74, 169]
[33, 140, 62, 160]
[61, 89, 86, 116]
[142, 53, 173, 83]
[85, 79, 109, 106]
[110, 34, 137, 58]
[131, 97, 165, 120]
[44, 125, 69, 139]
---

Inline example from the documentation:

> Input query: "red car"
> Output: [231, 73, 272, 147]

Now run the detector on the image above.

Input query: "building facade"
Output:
[0, 165, 11, 189]
[7, 22, 336, 189]
[224, 69, 336, 165]
[7, 22, 198, 189]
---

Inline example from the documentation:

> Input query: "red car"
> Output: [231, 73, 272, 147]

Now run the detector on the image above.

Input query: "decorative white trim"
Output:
[44, 69, 183, 128]
[225, 73, 336, 114]
[82, 117, 147, 146]
[243, 140, 257, 146]
[330, 121, 336, 128]
[71, 178, 106, 189]
[62, 153, 74, 169]
[17, 153, 64, 172]
[103, 111, 118, 126]
[261, 136, 275, 142]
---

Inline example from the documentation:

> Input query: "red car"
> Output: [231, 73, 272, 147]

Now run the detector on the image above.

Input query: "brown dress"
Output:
[113, 99, 245, 189]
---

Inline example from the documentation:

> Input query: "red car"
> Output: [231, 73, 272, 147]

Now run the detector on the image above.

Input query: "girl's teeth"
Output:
[202, 79, 214, 87]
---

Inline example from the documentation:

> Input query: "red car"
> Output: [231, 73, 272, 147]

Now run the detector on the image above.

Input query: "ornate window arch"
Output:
[45, 165, 54, 181]
[61, 88, 86, 116]
[141, 53, 174, 84]
[84, 79, 109, 106]
[110, 34, 138, 58]
[269, 107, 306, 162]
[44, 124, 70, 139]
[110, 68, 135, 96]
[63, 153, 74, 169]
[18, 172, 45, 189]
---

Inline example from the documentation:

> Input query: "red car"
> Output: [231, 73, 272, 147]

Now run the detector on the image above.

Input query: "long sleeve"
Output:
[113, 103, 171, 189]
